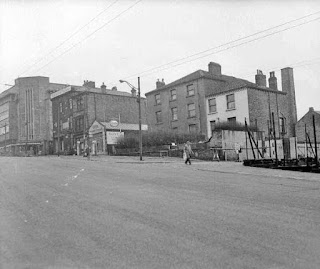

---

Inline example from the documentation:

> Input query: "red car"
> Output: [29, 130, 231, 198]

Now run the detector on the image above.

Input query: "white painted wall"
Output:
[206, 89, 250, 137]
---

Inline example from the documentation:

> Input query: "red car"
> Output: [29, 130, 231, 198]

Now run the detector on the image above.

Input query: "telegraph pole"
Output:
[313, 115, 319, 169]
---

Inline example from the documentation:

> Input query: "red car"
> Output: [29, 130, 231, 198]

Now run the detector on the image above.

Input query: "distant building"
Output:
[51, 81, 147, 155]
[295, 107, 320, 144]
[0, 76, 67, 155]
[145, 62, 297, 141]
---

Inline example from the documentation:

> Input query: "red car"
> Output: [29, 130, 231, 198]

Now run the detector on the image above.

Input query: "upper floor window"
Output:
[279, 117, 286, 135]
[59, 102, 63, 113]
[69, 99, 73, 110]
[187, 103, 196, 118]
[187, 84, 195, 97]
[156, 111, 162, 123]
[155, 94, 161, 105]
[189, 124, 197, 133]
[226, 94, 235, 110]
[170, 89, 177, 101]
[69, 116, 73, 129]
[171, 107, 178, 121]
[75, 117, 84, 131]
[208, 98, 217, 113]
[76, 97, 84, 111]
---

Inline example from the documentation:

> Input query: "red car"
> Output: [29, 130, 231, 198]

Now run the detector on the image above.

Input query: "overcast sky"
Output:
[0, 0, 319, 119]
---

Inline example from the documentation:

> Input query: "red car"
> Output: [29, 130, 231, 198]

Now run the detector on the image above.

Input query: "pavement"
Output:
[55, 154, 320, 182]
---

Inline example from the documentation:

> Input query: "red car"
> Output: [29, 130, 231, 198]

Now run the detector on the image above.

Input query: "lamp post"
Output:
[119, 77, 143, 161]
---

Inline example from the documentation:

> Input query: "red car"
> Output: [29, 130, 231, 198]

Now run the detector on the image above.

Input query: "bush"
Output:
[116, 131, 205, 149]
[214, 121, 258, 132]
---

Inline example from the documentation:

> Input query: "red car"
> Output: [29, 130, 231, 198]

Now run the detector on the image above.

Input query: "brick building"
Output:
[295, 107, 320, 143]
[206, 68, 297, 140]
[145, 62, 297, 140]
[0, 76, 67, 155]
[51, 81, 147, 155]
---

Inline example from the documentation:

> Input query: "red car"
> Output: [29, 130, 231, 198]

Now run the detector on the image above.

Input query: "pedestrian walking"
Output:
[183, 141, 193, 165]
[85, 146, 90, 161]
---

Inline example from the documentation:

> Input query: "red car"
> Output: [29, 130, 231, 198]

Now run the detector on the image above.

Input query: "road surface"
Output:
[1, 156, 319, 268]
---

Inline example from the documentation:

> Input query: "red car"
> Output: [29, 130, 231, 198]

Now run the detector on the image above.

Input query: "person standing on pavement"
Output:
[183, 141, 193, 165]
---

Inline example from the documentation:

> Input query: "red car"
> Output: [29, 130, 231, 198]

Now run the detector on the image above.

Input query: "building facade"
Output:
[51, 81, 148, 155]
[0, 76, 67, 155]
[295, 107, 320, 144]
[145, 62, 297, 140]
[206, 67, 297, 140]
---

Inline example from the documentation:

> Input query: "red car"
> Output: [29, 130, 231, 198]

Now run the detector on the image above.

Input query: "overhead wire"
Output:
[18, 0, 120, 77]
[120, 11, 320, 80]
[21, 0, 142, 76]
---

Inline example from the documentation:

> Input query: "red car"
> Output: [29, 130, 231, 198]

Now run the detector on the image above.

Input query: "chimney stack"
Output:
[101, 82, 106, 93]
[83, 80, 95, 88]
[281, 67, 297, 137]
[309, 107, 314, 112]
[255, 70, 266, 87]
[208, 62, 221, 76]
[156, 78, 165, 89]
[131, 88, 137, 97]
[268, 71, 278, 90]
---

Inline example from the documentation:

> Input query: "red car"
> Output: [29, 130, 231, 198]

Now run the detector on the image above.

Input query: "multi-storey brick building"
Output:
[145, 62, 297, 141]
[0, 76, 67, 155]
[51, 81, 147, 155]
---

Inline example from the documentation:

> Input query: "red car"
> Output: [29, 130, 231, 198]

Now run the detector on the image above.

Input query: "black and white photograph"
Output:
[1, 0, 320, 268]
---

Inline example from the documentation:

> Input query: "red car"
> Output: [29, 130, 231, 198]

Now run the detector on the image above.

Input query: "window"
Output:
[279, 117, 286, 135]
[69, 116, 73, 129]
[171, 107, 178, 121]
[155, 94, 161, 105]
[75, 117, 84, 131]
[189, 124, 197, 133]
[69, 99, 73, 110]
[60, 120, 63, 131]
[156, 111, 162, 123]
[187, 84, 195, 96]
[76, 97, 84, 111]
[210, 120, 216, 133]
[170, 89, 177, 101]
[59, 102, 63, 113]
[208, 98, 217, 113]
[227, 117, 236, 124]
[187, 103, 196, 118]
[226, 94, 235, 110]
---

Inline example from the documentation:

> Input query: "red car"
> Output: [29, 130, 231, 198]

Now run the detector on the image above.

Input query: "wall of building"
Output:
[52, 89, 148, 154]
[146, 79, 204, 135]
[87, 93, 147, 126]
[295, 109, 320, 143]
[247, 88, 294, 138]
[206, 89, 249, 137]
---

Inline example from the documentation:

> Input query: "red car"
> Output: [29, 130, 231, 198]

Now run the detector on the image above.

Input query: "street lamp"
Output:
[119, 77, 143, 161]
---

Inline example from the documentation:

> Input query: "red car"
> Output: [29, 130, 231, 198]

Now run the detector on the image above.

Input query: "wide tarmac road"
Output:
[1, 156, 320, 269]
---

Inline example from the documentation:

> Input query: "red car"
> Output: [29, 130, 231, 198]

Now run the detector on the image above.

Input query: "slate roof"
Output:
[145, 68, 282, 97]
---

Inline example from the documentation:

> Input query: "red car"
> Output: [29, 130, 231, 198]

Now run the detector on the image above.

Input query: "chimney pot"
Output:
[156, 79, 165, 89]
[101, 82, 106, 93]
